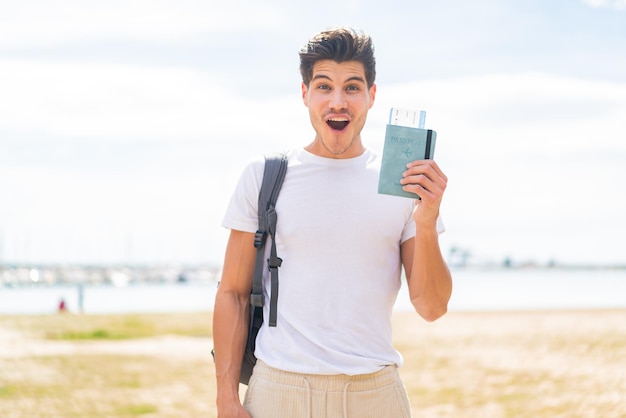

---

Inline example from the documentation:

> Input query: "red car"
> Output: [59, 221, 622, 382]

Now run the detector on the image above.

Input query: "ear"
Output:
[368, 84, 376, 109]
[301, 82, 309, 106]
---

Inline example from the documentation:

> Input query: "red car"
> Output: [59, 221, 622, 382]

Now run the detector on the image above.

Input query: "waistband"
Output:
[252, 360, 400, 391]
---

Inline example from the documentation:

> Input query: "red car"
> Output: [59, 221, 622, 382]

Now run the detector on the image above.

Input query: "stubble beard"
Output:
[320, 134, 356, 156]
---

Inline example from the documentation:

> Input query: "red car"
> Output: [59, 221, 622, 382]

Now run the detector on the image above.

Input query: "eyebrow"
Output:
[311, 74, 366, 84]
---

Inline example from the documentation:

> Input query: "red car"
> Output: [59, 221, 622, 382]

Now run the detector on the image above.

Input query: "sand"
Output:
[1, 309, 625, 417]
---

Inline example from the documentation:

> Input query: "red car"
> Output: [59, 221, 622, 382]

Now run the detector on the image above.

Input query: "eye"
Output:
[346, 85, 360, 92]
[317, 84, 331, 90]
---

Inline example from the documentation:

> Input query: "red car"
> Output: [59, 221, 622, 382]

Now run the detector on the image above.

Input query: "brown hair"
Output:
[299, 27, 376, 88]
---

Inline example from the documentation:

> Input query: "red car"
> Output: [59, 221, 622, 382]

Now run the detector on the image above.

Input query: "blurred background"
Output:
[1, 0, 625, 313]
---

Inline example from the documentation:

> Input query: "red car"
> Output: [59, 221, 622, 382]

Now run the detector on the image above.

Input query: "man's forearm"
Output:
[213, 289, 249, 406]
[408, 226, 452, 322]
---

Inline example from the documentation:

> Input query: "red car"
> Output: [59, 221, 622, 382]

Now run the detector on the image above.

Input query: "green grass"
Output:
[57, 328, 128, 340]
[116, 404, 159, 415]
[0, 348, 215, 417]
[0, 313, 216, 417]
[0, 385, 16, 397]
[2, 310, 625, 417]
[1, 312, 211, 340]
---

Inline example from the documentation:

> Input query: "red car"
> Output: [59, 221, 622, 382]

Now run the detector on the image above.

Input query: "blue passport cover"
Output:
[378, 125, 437, 199]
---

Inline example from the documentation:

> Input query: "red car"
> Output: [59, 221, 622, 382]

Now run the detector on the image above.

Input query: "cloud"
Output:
[0, 0, 286, 50]
[580, 0, 626, 10]
[9, 57, 623, 166]
[370, 73, 626, 156]
[0, 58, 306, 144]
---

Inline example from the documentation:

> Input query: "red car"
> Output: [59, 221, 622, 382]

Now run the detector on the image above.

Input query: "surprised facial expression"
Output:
[302, 60, 376, 159]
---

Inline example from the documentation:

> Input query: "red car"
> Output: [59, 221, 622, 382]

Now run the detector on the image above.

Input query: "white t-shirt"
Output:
[222, 147, 444, 375]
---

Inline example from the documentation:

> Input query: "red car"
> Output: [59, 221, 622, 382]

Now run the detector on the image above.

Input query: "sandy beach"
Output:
[1, 309, 625, 417]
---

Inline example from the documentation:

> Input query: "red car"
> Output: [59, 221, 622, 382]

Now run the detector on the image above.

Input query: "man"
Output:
[213, 27, 452, 417]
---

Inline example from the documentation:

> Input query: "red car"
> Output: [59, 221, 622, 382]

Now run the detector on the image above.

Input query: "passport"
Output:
[377, 124, 437, 199]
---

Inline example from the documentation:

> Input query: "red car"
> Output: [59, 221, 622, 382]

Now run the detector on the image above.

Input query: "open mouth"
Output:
[326, 118, 349, 131]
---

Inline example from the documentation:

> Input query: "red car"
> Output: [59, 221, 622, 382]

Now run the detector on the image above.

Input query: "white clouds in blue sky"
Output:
[581, 0, 626, 10]
[0, 1, 287, 48]
[1, 0, 625, 266]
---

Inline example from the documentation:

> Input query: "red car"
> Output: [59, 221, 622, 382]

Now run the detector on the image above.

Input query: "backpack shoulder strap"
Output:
[251, 152, 288, 327]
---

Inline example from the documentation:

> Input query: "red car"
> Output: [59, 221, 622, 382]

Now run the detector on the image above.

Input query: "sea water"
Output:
[1, 268, 625, 315]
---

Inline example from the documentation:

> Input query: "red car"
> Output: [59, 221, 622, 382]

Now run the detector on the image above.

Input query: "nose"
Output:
[329, 90, 347, 111]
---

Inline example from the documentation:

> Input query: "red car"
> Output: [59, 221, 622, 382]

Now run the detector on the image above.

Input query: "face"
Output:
[302, 60, 376, 159]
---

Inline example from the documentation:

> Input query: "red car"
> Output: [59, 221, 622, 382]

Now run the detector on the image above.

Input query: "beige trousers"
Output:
[243, 360, 412, 418]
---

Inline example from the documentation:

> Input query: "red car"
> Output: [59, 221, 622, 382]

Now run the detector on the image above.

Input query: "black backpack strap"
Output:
[266, 158, 286, 327]
[251, 152, 288, 328]
[230, 152, 288, 385]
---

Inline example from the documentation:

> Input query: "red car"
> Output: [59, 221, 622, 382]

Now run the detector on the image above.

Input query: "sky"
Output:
[0, 0, 625, 267]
